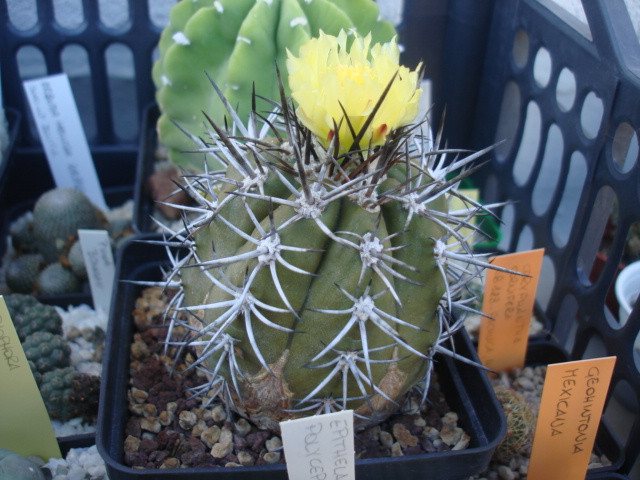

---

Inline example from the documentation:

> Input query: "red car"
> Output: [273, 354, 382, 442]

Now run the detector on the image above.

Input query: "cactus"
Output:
[152, 0, 396, 173]
[23, 332, 71, 376]
[493, 387, 535, 463]
[4, 254, 44, 294]
[32, 187, 105, 263]
[9, 211, 35, 253]
[66, 240, 88, 281]
[4, 294, 62, 342]
[38, 367, 100, 421]
[36, 262, 82, 296]
[149, 31, 508, 432]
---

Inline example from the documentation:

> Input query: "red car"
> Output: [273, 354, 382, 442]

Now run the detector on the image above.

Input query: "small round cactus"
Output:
[152, 0, 396, 172]
[493, 387, 536, 463]
[22, 332, 70, 376]
[0, 447, 45, 480]
[32, 188, 105, 263]
[9, 211, 35, 253]
[4, 254, 44, 294]
[36, 262, 82, 296]
[39, 368, 100, 421]
[66, 240, 88, 281]
[4, 294, 62, 342]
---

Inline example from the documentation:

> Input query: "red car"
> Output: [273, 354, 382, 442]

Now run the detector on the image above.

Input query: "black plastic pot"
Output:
[0, 107, 21, 181]
[525, 341, 625, 477]
[97, 234, 508, 480]
[132, 104, 159, 234]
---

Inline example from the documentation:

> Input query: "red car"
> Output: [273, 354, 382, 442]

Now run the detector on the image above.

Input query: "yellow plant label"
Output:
[0, 296, 61, 460]
[528, 356, 616, 480]
[478, 249, 544, 372]
[280, 409, 356, 480]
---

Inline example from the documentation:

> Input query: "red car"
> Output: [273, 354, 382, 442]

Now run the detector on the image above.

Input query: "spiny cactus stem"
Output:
[202, 111, 256, 179]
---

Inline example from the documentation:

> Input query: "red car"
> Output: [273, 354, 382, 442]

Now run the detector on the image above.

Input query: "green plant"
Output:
[22, 332, 70, 376]
[38, 367, 100, 421]
[493, 387, 535, 463]
[152, 31, 507, 432]
[4, 294, 62, 342]
[152, 0, 396, 173]
[4, 254, 45, 295]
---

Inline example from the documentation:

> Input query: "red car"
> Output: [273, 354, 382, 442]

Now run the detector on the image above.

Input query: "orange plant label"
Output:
[528, 356, 616, 480]
[478, 249, 544, 372]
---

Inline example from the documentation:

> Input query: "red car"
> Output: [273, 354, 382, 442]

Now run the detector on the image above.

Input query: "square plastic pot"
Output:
[97, 234, 508, 480]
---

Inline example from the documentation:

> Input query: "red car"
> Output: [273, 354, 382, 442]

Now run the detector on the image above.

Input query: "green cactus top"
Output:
[4, 294, 62, 342]
[152, 0, 396, 173]
[22, 332, 71, 376]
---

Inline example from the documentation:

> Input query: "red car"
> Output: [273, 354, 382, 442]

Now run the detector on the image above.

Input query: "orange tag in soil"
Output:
[528, 356, 616, 480]
[0, 296, 62, 460]
[477, 249, 544, 372]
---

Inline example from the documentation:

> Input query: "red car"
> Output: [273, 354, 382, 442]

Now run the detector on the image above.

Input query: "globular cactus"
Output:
[149, 31, 507, 432]
[66, 240, 88, 281]
[4, 254, 44, 294]
[4, 294, 62, 342]
[493, 387, 535, 463]
[32, 187, 105, 263]
[152, 0, 396, 173]
[22, 332, 70, 376]
[39, 367, 100, 421]
[36, 262, 82, 296]
[9, 211, 35, 253]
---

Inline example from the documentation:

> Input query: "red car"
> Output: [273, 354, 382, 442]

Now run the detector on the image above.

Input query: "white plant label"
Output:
[78, 229, 115, 315]
[280, 410, 356, 480]
[23, 73, 107, 210]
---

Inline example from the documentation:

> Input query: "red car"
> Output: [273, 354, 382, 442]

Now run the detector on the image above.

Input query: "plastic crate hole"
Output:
[494, 81, 521, 161]
[556, 67, 576, 112]
[536, 254, 556, 310]
[497, 203, 515, 252]
[512, 29, 530, 68]
[148, 0, 176, 29]
[612, 121, 639, 174]
[606, 380, 639, 445]
[52, 0, 84, 31]
[16, 44, 47, 142]
[532, 123, 563, 217]
[581, 186, 616, 282]
[61, 44, 97, 142]
[552, 150, 587, 247]
[513, 100, 542, 186]
[580, 91, 604, 140]
[533, 47, 552, 88]
[6, 0, 37, 31]
[98, 0, 131, 32]
[516, 224, 535, 252]
[555, 293, 579, 348]
[105, 43, 138, 141]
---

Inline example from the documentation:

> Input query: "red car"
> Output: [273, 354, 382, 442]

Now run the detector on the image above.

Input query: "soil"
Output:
[123, 286, 472, 470]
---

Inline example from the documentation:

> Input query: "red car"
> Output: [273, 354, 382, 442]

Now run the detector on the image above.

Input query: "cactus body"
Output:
[152, 32, 504, 433]
[4, 294, 62, 342]
[4, 254, 44, 294]
[23, 332, 70, 375]
[36, 263, 82, 296]
[32, 188, 104, 263]
[39, 368, 100, 421]
[152, 0, 396, 172]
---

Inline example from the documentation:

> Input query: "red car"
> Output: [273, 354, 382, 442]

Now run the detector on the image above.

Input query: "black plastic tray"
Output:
[132, 104, 160, 234]
[97, 234, 507, 480]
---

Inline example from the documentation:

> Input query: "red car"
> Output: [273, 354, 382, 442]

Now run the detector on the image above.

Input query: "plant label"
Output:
[528, 356, 616, 480]
[478, 249, 544, 372]
[78, 229, 115, 315]
[23, 73, 107, 210]
[0, 296, 62, 460]
[280, 409, 356, 480]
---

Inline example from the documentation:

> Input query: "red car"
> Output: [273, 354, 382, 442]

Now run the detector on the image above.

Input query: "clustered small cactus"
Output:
[3, 187, 132, 296]
[5, 294, 101, 422]
[493, 387, 535, 464]
[152, 0, 396, 173]
[147, 29, 509, 434]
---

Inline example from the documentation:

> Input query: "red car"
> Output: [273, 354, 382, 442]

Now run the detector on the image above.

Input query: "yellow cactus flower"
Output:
[286, 30, 422, 151]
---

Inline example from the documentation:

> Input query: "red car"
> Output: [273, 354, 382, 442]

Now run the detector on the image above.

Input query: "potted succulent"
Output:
[99, 29, 512, 479]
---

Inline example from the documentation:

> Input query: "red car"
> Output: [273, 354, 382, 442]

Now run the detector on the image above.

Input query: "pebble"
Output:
[160, 458, 180, 469]
[380, 430, 394, 448]
[392, 423, 418, 447]
[211, 405, 227, 423]
[390, 442, 404, 457]
[498, 464, 515, 480]
[201, 425, 221, 448]
[265, 436, 282, 452]
[211, 441, 233, 459]
[263, 452, 281, 464]
[179, 411, 198, 430]
[130, 387, 148, 404]
[235, 418, 252, 437]
[159, 409, 174, 426]
[140, 417, 162, 433]
[237, 451, 255, 466]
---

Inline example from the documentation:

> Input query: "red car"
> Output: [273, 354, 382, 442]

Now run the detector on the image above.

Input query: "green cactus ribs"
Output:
[153, 0, 396, 173]
[140, 76, 512, 434]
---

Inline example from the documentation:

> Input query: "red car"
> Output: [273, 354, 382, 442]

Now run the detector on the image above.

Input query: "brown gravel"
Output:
[123, 287, 472, 470]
